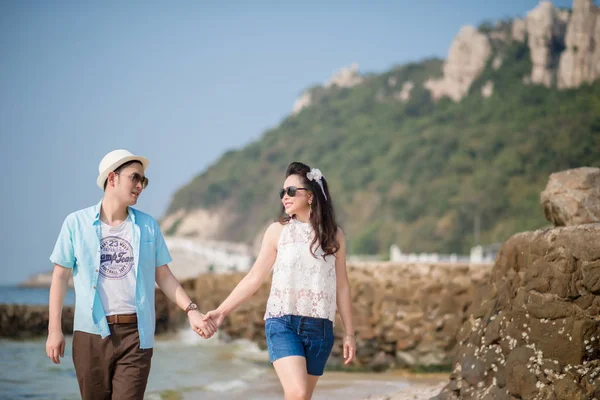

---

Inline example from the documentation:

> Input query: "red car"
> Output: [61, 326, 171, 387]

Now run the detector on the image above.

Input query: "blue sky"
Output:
[0, 1, 575, 284]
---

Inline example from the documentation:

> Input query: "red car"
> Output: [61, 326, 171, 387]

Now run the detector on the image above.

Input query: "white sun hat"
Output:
[96, 149, 149, 190]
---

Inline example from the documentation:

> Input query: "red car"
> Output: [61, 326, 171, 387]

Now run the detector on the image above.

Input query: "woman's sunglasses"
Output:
[279, 186, 308, 199]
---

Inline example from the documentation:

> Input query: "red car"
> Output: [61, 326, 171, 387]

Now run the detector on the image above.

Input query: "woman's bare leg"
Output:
[273, 356, 310, 400]
[306, 375, 320, 399]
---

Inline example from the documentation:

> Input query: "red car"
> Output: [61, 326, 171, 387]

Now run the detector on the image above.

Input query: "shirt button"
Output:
[95, 269, 99, 272]
[93, 285, 96, 289]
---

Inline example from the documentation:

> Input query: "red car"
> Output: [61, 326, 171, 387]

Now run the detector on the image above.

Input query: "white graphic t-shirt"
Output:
[98, 217, 136, 316]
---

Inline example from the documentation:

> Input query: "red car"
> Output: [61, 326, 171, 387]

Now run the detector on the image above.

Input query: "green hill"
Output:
[165, 37, 600, 256]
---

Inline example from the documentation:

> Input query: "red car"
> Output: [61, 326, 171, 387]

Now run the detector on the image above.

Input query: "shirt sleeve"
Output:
[154, 221, 172, 268]
[49, 215, 76, 269]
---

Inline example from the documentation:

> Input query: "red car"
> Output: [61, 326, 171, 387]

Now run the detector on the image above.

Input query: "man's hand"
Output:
[46, 330, 65, 364]
[202, 309, 226, 328]
[188, 310, 217, 338]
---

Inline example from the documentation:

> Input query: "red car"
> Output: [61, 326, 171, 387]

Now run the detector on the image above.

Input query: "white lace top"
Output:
[264, 218, 337, 322]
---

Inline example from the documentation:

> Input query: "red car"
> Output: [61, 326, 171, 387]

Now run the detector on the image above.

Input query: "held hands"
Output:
[46, 330, 65, 364]
[342, 333, 356, 365]
[188, 310, 217, 339]
[201, 309, 226, 329]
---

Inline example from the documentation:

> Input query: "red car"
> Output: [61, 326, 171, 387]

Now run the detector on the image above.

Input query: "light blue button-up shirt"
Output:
[50, 199, 172, 349]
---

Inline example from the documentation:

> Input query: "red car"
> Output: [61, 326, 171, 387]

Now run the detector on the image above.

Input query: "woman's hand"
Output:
[189, 310, 217, 338]
[343, 333, 356, 364]
[202, 309, 226, 328]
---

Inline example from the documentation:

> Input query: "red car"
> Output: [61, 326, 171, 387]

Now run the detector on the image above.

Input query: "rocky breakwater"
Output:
[157, 262, 491, 370]
[434, 167, 600, 400]
[0, 304, 74, 338]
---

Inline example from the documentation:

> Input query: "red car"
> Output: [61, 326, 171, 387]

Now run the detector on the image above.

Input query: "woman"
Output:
[203, 162, 356, 400]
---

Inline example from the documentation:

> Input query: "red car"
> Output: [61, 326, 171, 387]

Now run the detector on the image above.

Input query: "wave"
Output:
[203, 378, 249, 392]
[155, 329, 269, 362]
[154, 327, 224, 348]
[228, 338, 269, 364]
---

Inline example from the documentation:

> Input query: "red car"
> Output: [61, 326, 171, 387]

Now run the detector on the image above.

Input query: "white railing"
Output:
[389, 245, 495, 265]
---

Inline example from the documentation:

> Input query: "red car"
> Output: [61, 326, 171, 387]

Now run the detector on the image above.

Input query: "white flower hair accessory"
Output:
[306, 168, 322, 182]
[306, 168, 327, 201]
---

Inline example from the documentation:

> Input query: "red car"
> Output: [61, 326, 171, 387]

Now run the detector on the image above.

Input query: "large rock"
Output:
[292, 90, 312, 115]
[425, 26, 491, 102]
[512, 18, 527, 42]
[540, 167, 600, 226]
[558, 0, 600, 88]
[325, 62, 363, 89]
[525, 1, 568, 87]
[435, 224, 600, 399]
[290, 63, 363, 115]
[394, 81, 415, 102]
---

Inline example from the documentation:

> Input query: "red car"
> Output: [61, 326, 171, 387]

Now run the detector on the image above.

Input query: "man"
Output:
[45, 149, 216, 400]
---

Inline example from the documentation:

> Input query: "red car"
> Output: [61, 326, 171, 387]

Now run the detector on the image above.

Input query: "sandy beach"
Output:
[359, 371, 446, 400]
[174, 370, 446, 400]
[361, 381, 446, 400]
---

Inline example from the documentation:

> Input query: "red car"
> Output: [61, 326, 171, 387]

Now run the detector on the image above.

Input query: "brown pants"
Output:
[72, 324, 153, 400]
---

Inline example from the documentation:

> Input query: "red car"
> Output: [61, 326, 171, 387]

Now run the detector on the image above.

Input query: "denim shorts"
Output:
[265, 315, 335, 376]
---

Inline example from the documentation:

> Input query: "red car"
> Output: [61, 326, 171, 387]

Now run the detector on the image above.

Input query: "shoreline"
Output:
[357, 371, 446, 400]
[1, 332, 447, 400]
[169, 369, 447, 400]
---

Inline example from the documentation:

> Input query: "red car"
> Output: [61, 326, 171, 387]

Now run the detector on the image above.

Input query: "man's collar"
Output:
[93, 199, 103, 223]
[93, 198, 136, 224]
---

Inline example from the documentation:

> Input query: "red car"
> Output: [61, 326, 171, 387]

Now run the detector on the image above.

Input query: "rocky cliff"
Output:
[295, 1, 600, 107]
[525, 1, 569, 87]
[433, 225, 600, 400]
[434, 167, 600, 399]
[425, 0, 599, 102]
[293, 63, 363, 115]
[424, 26, 492, 102]
[558, 0, 600, 88]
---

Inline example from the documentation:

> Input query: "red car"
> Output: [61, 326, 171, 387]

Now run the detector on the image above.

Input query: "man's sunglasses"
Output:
[117, 172, 149, 189]
[279, 186, 308, 199]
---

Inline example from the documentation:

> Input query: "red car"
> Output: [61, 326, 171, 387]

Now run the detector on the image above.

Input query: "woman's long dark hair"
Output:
[278, 162, 340, 257]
